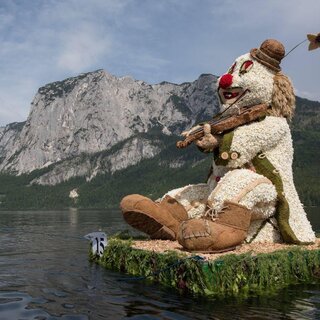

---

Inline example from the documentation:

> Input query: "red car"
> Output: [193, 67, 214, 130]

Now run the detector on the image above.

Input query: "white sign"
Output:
[84, 232, 107, 256]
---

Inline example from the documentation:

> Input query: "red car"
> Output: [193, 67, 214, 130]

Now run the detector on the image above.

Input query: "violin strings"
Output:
[186, 89, 250, 137]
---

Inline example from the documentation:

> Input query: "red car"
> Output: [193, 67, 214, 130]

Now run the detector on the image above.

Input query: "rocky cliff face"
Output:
[0, 70, 219, 185]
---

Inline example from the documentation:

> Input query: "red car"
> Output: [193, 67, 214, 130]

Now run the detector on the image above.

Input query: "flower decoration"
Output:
[307, 33, 320, 51]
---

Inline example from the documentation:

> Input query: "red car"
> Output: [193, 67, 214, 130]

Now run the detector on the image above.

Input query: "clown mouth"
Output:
[223, 91, 240, 99]
[219, 87, 245, 104]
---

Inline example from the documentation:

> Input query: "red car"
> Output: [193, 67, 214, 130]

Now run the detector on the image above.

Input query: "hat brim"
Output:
[250, 48, 281, 73]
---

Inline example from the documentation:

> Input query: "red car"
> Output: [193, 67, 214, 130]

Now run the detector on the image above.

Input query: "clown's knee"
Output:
[207, 169, 277, 220]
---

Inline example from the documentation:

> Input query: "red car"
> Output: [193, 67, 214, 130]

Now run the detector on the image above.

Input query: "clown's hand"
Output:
[195, 124, 219, 152]
[181, 124, 202, 137]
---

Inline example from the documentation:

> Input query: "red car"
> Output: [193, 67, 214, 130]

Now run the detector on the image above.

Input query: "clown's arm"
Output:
[217, 116, 288, 168]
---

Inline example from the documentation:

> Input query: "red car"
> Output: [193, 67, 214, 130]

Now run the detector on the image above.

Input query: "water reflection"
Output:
[69, 208, 79, 228]
[0, 208, 319, 319]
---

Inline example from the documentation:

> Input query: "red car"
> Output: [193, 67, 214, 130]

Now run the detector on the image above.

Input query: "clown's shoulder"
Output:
[219, 115, 291, 169]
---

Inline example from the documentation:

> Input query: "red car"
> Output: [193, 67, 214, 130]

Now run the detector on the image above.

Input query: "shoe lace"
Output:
[204, 201, 229, 221]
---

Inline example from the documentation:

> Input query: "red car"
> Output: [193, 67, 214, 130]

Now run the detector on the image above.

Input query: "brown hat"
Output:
[250, 39, 285, 72]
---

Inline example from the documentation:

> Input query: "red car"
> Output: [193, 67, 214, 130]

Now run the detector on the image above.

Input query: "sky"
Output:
[0, 0, 319, 126]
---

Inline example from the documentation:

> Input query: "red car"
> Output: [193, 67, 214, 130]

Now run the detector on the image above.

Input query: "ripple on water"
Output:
[1, 209, 320, 319]
[0, 291, 88, 320]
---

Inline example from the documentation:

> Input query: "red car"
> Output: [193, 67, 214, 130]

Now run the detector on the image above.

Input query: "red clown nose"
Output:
[219, 74, 233, 89]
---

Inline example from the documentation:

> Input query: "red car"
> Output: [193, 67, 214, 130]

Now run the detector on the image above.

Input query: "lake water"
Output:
[0, 207, 320, 319]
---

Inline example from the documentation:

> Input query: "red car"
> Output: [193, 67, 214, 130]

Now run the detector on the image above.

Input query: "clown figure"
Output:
[120, 39, 315, 252]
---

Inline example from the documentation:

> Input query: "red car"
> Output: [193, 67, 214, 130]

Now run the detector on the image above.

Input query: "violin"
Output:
[176, 103, 269, 149]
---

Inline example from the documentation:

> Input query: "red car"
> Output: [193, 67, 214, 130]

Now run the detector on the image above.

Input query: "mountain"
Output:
[290, 97, 320, 206]
[0, 70, 218, 185]
[0, 71, 319, 210]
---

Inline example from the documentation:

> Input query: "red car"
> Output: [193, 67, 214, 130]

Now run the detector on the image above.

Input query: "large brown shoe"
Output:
[120, 194, 188, 240]
[177, 201, 251, 252]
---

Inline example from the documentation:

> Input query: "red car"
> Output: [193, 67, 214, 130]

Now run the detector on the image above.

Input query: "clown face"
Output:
[218, 53, 275, 112]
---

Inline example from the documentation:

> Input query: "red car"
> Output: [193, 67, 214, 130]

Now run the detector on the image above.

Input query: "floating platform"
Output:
[91, 237, 320, 297]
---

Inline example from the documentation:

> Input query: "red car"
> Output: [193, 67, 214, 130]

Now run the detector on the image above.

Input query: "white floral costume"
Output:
[164, 44, 316, 244]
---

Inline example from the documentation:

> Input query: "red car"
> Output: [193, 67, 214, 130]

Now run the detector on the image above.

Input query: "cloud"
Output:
[56, 24, 112, 73]
[0, 0, 129, 125]
[294, 88, 320, 102]
[0, 78, 38, 124]
[209, 0, 319, 35]
[0, 0, 319, 127]
[0, 11, 13, 31]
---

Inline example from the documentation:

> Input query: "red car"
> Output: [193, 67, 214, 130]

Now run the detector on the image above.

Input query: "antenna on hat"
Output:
[284, 39, 308, 57]
[285, 33, 320, 58]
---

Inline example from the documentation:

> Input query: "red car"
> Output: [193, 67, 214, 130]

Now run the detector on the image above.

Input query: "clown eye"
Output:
[228, 62, 236, 74]
[239, 60, 253, 75]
